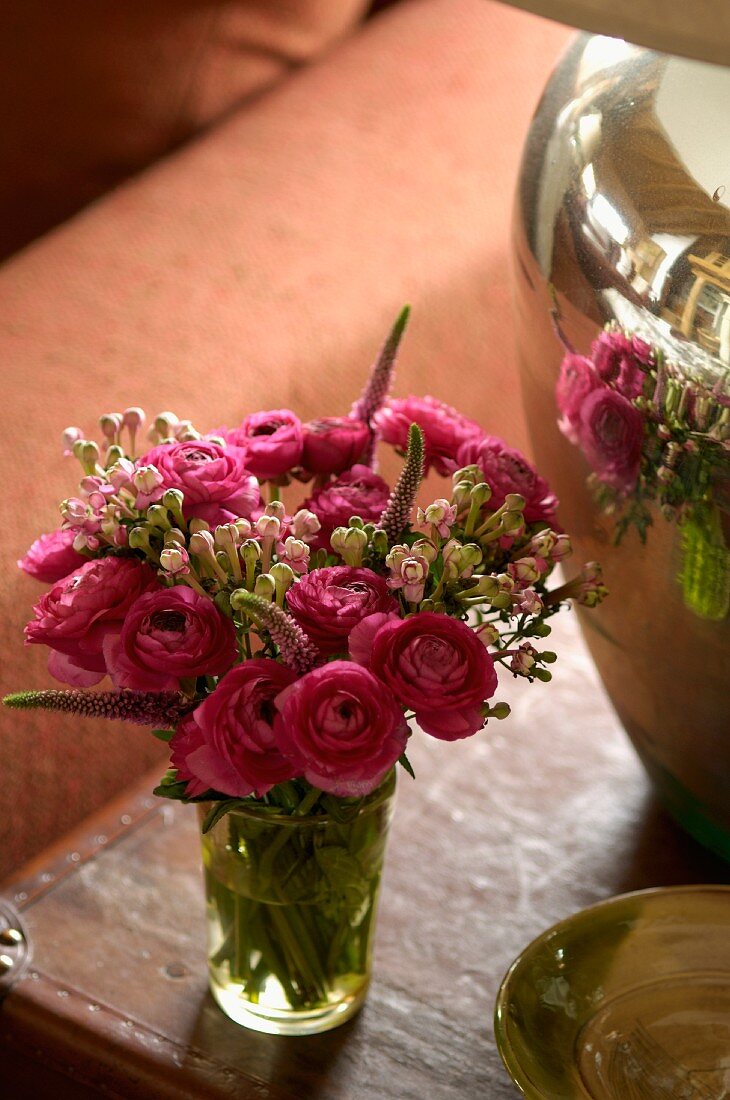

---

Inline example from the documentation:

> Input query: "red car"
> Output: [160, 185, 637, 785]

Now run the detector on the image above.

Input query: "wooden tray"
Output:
[1, 615, 726, 1099]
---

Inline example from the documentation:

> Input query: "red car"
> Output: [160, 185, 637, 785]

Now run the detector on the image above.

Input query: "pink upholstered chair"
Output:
[0, 0, 570, 877]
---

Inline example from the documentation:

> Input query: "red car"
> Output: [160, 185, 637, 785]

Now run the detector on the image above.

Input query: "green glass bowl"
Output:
[494, 885, 730, 1099]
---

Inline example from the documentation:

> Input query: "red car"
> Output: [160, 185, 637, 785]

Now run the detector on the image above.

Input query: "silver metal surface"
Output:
[521, 35, 730, 381]
[0, 900, 31, 995]
[513, 34, 730, 856]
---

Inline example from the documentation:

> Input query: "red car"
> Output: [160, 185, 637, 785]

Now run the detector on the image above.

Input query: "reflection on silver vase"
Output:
[513, 34, 730, 857]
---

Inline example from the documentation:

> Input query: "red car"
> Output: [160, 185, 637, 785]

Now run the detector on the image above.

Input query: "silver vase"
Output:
[513, 34, 730, 857]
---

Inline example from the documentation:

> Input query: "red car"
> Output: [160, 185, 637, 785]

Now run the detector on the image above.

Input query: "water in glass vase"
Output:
[199, 772, 395, 1035]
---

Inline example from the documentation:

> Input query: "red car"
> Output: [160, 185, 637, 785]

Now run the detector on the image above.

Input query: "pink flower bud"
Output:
[290, 509, 321, 542]
[551, 534, 572, 562]
[123, 407, 146, 430]
[254, 573, 276, 600]
[99, 503, 120, 535]
[581, 562, 602, 584]
[442, 538, 461, 566]
[411, 538, 438, 564]
[132, 465, 164, 494]
[81, 441, 100, 470]
[508, 557, 541, 586]
[62, 427, 84, 455]
[513, 587, 544, 616]
[442, 539, 482, 580]
[510, 642, 538, 676]
[87, 491, 109, 511]
[575, 562, 609, 607]
[264, 501, 286, 521]
[175, 422, 201, 442]
[330, 526, 368, 567]
[256, 514, 281, 540]
[187, 517, 210, 535]
[72, 532, 100, 553]
[214, 523, 240, 550]
[423, 498, 457, 537]
[60, 497, 93, 526]
[99, 413, 123, 441]
[79, 475, 107, 496]
[132, 464, 166, 509]
[234, 518, 253, 539]
[527, 531, 555, 558]
[476, 622, 500, 646]
[386, 545, 430, 604]
[189, 530, 216, 557]
[154, 412, 179, 437]
[159, 546, 191, 576]
[107, 457, 135, 492]
[278, 536, 310, 575]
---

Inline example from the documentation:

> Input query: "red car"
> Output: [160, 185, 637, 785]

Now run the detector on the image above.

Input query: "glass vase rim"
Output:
[196, 769, 396, 829]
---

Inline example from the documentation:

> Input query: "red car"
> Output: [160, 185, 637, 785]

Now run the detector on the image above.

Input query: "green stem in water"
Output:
[258, 786, 322, 882]
[269, 899, 327, 1003]
[680, 501, 730, 621]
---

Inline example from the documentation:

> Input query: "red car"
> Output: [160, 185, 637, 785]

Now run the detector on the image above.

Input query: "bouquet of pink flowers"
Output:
[6, 309, 606, 1032]
[556, 320, 729, 620]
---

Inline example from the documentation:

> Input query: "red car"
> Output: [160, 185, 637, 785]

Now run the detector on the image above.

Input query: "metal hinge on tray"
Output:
[0, 900, 31, 997]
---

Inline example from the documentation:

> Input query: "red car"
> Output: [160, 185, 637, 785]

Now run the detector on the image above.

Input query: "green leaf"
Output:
[151, 727, 174, 742]
[152, 772, 217, 803]
[201, 799, 247, 834]
[398, 751, 416, 780]
[153, 779, 191, 801]
[322, 794, 366, 824]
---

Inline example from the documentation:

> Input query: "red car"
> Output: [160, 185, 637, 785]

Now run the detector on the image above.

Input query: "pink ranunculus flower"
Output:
[103, 585, 238, 692]
[373, 395, 483, 475]
[221, 409, 303, 482]
[577, 387, 644, 493]
[274, 661, 409, 797]
[286, 565, 399, 655]
[302, 465, 390, 552]
[456, 435, 559, 527]
[591, 329, 650, 400]
[171, 660, 298, 798]
[169, 714, 213, 798]
[555, 353, 602, 442]
[25, 557, 158, 686]
[348, 611, 402, 666]
[369, 612, 498, 741]
[19, 529, 86, 584]
[301, 416, 370, 476]
[137, 439, 260, 522]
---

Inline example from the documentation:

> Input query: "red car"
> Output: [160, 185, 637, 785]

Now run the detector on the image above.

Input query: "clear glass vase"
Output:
[198, 771, 396, 1035]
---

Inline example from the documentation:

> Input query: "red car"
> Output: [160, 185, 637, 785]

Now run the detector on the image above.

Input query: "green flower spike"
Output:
[377, 423, 425, 544]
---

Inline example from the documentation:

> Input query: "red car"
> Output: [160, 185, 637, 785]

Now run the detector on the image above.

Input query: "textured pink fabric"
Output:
[0, 0, 369, 258]
[0, 0, 570, 877]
